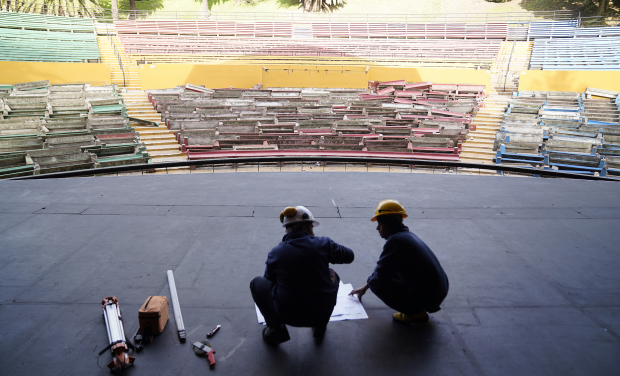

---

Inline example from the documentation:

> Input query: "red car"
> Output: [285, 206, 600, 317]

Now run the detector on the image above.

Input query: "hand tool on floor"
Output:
[206, 325, 221, 338]
[166, 270, 186, 343]
[100, 297, 136, 371]
[192, 340, 216, 368]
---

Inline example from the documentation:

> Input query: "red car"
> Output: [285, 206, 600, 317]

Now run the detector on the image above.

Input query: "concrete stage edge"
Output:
[0, 172, 619, 376]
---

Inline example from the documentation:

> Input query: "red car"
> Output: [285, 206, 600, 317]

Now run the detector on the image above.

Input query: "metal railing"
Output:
[580, 16, 620, 27]
[2, 2, 579, 24]
[103, 21, 126, 87]
[9, 156, 619, 181]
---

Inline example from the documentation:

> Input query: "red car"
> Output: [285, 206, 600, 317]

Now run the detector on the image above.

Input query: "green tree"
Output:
[201, 0, 210, 18]
[300, 0, 344, 12]
[3, 0, 102, 17]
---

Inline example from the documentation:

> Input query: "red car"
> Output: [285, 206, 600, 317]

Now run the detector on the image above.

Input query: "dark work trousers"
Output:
[250, 268, 340, 328]
[368, 276, 429, 315]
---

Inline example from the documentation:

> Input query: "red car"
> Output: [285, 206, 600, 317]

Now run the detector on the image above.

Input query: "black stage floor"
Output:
[1, 172, 619, 375]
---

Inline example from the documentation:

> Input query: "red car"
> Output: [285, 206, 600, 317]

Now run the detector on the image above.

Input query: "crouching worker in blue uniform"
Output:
[350, 200, 449, 324]
[250, 206, 355, 345]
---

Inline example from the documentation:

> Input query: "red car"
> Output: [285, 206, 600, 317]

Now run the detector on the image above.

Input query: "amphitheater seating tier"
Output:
[0, 11, 96, 33]
[0, 12, 99, 62]
[147, 81, 484, 163]
[310, 22, 508, 39]
[0, 81, 151, 178]
[494, 90, 620, 177]
[114, 20, 508, 40]
[115, 20, 293, 37]
[117, 34, 501, 67]
[529, 37, 620, 70]
[0, 28, 100, 62]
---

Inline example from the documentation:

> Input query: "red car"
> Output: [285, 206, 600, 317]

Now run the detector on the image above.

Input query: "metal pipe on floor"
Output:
[167, 270, 186, 343]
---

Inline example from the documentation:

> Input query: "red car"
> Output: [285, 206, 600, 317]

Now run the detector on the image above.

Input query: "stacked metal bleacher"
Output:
[0, 80, 151, 178]
[528, 20, 620, 70]
[147, 80, 483, 163]
[494, 87, 620, 177]
[0, 11, 100, 62]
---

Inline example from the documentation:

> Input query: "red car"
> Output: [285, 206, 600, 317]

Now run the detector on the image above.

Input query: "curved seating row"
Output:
[118, 34, 501, 66]
[310, 22, 508, 39]
[0, 27, 100, 62]
[0, 81, 150, 178]
[528, 20, 620, 40]
[0, 11, 99, 62]
[114, 20, 508, 40]
[494, 90, 620, 177]
[147, 81, 482, 163]
[115, 20, 293, 37]
[529, 36, 620, 70]
[0, 11, 96, 33]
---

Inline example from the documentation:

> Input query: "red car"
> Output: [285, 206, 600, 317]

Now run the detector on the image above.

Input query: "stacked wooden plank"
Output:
[494, 89, 620, 177]
[0, 80, 151, 178]
[147, 80, 484, 162]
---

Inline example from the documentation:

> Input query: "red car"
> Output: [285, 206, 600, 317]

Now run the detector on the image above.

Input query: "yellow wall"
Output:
[368, 67, 490, 86]
[1, 62, 111, 86]
[139, 64, 263, 90]
[139, 64, 491, 90]
[262, 66, 369, 88]
[519, 71, 620, 92]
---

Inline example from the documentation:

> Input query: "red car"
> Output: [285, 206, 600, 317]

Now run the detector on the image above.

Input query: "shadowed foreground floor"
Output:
[0, 172, 619, 375]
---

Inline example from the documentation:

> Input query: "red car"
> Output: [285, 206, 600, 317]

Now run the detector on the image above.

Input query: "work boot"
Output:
[312, 325, 327, 342]
[262, 324, 290, 345]
[393, 311, 429, 324]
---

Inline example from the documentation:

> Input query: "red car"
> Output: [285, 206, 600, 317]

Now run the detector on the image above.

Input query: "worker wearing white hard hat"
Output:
[350, 199, 449, 324]
[250, 206, 354, 346]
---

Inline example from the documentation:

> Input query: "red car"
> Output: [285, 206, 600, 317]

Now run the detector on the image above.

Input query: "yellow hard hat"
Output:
[371, 199, 408, 222]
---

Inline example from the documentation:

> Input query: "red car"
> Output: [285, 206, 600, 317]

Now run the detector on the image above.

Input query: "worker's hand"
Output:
[349, 283, 369, 303]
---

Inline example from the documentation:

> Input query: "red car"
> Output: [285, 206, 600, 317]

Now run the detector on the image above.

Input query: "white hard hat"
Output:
[280, 206, 320, 228]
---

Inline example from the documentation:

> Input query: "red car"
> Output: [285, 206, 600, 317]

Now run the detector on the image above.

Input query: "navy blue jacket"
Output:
[265, 230, 354, 327]
[368, 224, 448, 310]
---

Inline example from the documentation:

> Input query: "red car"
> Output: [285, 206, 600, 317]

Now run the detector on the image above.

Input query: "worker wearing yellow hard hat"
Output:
[350, 199, 449, 324]
[250, 206, 355, 345]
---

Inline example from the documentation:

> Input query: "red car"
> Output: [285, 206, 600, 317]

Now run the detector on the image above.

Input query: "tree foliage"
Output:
[2, 0, 102, 17]
[299, 0, 345, 13]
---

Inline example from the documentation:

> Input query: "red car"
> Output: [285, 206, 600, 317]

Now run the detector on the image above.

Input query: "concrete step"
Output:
[146, 144, 181, 152]
[134, 129, 175, 136]
[461, 147, 495, 155]
[474, 126, 501, 132]
[126, 110, 159, 115]
[139, 134, 177, 140]
[463, 140, 494, 148]
[459, 156, 496, 164]
[149, 150, 187, 158]
[134, 126, 168, 132]
[143, 140, 180, 147]
[467, 134, 496, 140]
[149, 156, 188, 162]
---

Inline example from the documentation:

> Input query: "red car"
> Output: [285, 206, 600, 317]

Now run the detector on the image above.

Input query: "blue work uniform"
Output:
[367, 224, 449, 314]
[258, 230, 355, 327]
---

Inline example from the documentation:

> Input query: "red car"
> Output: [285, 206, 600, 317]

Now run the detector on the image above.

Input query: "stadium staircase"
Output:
[95, 23, 140, 90]
[121, 91, 187, 162]
[488, 41, 533, 95]
[94, 23, 186, 163]
[459, 40, 531, 165]
[459, 95, 511, 164]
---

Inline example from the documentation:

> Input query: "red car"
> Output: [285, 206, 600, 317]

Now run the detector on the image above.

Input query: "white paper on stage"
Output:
[255, 281, 368, 325]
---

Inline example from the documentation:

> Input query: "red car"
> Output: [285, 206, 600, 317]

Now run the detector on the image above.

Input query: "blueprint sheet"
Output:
[255, 281, 369, 325]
